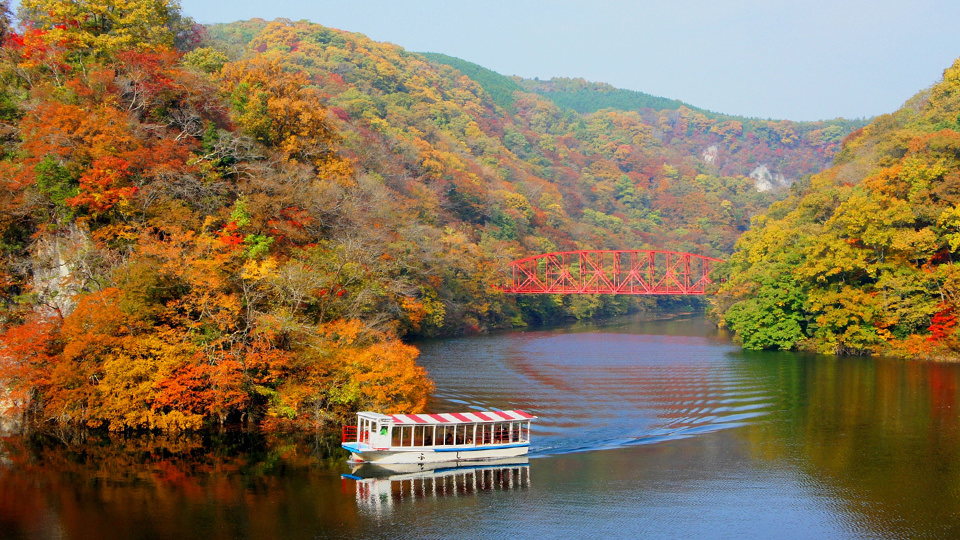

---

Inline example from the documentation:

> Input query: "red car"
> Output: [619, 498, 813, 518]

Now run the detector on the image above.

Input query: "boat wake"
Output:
[420, 330, 777, 457]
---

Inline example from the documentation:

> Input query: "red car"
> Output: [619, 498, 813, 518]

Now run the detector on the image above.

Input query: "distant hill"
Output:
[519, 77, 704, 115]
[420, 55, 706, 117]
[421, 54, 866, 175]
[419, 52, 523, 111]
[516, 75, 866, 138]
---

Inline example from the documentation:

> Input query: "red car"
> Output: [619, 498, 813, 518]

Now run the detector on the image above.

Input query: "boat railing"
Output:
[342, 425, 359, 444]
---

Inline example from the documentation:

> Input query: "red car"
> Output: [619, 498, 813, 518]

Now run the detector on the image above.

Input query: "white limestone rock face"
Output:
[701, 145, 718, 164]
[750, 165, 789, 192]
[0, 222, 97, 434]
[0, 388, 22, 435]
[31, 223, 96, 318]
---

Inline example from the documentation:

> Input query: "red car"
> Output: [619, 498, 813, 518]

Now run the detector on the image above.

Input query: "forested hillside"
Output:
[0, 5, 436, 430]
[714, 58, 960, 359]
[0, 3, 859, 431]
[518, 77, 865, 184]
[205, 18, 864, 315]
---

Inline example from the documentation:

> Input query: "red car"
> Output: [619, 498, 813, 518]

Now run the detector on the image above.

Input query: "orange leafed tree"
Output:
[218, 56, 352, 179]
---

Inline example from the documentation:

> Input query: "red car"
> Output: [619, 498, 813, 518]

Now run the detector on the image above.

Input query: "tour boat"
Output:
[341, 410, 536, 464]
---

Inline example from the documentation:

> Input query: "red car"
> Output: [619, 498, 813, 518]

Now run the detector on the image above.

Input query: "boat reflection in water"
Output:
[342, 457, 530, 512]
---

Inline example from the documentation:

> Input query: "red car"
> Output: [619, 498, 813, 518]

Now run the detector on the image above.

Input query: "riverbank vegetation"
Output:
[713, 58, 960, 359]
[0, 0, 861, 431]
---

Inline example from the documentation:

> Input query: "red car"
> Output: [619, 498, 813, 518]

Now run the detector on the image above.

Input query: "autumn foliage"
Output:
[0, 5, 869, 431]
[715, 58, 960, 359]
[0, 3, 431, 431]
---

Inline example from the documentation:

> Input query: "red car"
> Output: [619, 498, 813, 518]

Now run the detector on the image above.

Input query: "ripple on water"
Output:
[417, 330, 776, 456]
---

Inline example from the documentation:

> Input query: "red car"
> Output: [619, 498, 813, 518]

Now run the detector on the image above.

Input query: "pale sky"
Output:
[179, 0, 960, 121]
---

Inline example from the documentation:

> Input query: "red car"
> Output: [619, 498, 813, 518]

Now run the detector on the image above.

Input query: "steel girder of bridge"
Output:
[497, 250, 724, 295]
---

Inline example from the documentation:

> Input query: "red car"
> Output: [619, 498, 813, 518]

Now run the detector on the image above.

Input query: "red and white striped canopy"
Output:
[390, 410, 535, 425]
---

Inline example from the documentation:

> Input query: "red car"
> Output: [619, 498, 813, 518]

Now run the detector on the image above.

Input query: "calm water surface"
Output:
[3, 313, 960, 539]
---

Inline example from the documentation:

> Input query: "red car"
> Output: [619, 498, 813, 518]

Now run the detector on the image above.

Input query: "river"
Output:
[2, 313, 960, 539]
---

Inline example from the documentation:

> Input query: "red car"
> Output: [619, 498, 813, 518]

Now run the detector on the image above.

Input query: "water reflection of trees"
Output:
[741, 352, 960, 539]
[0, 429, 358, 540]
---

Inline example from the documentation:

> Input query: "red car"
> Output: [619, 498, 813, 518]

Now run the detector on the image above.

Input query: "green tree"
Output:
[723, 270, 807, 350]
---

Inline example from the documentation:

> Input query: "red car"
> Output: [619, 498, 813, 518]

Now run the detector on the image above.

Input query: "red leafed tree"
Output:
[928, 304, 957, 343]
[66, 156, 138, 213]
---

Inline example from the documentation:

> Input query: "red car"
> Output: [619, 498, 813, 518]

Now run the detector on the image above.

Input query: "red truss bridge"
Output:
[497, 250, 724, 295]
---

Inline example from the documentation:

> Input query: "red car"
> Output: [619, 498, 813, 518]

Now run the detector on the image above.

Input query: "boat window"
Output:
[414, 425, 431, 446]
[392, 426, 402, 447]
[443, 426, 457, 445]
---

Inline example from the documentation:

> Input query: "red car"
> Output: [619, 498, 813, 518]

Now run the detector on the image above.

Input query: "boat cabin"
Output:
[342, 410, 537, 464]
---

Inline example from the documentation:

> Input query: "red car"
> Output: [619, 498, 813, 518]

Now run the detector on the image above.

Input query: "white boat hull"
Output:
[343, 442, 530, 464]
[346, 456, 530, 478]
